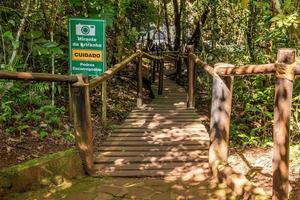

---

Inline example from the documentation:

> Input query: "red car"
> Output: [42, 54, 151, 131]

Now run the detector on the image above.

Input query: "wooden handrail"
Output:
[0, 48, 166, 177]
[89, 52, 141, 89]
[142, 52, 164, 60]
[0, 71, 79, 83]
[192, 53, 300, 77]
[193, 55, 218, 77]
[188, 48, 297, 199]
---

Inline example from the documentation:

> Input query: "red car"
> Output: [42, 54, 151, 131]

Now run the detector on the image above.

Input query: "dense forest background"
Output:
[0, 0, 300, 152]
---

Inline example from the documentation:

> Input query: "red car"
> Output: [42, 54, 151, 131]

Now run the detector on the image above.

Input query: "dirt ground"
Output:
[228, 147, 300, 199]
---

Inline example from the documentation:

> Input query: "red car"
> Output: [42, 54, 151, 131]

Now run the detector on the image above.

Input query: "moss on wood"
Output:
[0, 148, 84, 197]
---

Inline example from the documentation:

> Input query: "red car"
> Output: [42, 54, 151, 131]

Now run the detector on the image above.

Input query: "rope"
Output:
[275, 62, 297, 81]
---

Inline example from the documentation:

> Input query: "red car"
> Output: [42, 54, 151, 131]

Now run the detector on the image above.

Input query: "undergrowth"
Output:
[0, 81, 73, 141]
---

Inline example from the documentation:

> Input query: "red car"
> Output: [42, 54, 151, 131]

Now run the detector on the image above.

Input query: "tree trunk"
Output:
[188, 1, 211, 49]
[172, 0, 181, 51]
[112, 0, 125, 64]
[162, 0, 171, 50]
[211, 0, 218, 50]
[9, 0, 31, 67]
[246, 0, 255, 63]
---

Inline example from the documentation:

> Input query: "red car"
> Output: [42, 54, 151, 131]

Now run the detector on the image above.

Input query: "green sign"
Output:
[69, 18, 106, 76]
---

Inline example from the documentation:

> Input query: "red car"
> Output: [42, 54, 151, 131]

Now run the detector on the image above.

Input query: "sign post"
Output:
[69, 18, 106, 76]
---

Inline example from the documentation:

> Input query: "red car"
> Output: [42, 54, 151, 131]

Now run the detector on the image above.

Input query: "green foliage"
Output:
[0, 81, 73, 141]
[125, 0, 156, 31]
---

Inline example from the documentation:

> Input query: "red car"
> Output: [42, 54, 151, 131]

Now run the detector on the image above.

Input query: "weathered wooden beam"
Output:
[68, 83, 73, 120]
[272, 48, 296, 200]
[213, 63, 300, 76]
[187, 46, 196, 108]
[0, 71, 78, 83]
[209, 63, 234, 176]
[137, 53, 143, 108]
[158, 59, 164, 95]
[152, 59, 156, 83]
[101, 81, 107, 126]
[71, 75, 94, 175]
[216, 63, 275, 76]
[141, 52, 164, 60]
[89, 52, 140, 89]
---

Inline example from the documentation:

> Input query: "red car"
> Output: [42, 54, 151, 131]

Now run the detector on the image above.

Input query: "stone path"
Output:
[7, 177, 235, 200]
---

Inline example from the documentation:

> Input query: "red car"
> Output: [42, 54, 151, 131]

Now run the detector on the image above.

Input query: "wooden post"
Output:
[176, 53, 182, 83]
[174, 56, 178, 83]
[71, 75, 94, 175]
[272, 48, 296, 200]
[209, 63, 234, 176]
[152, 59, 156, 83]
[68, 83, 73, 120]
[136, 44, 143, 108]
[101, 81, 107, 126]
[187, 45, 195, 108]
[158, 59, 164, 95]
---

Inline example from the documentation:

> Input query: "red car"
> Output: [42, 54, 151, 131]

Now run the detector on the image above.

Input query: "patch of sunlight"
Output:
[181, 168, 206, 182]
[45, 179, 73, 198]
[131, 119, 147, 125]
[171, 184, 185, 191]
[174, 102, 186, 106]
[103, 167, 116, 173]
[114, 158, 128, 165]
[123, 182, 144, 188]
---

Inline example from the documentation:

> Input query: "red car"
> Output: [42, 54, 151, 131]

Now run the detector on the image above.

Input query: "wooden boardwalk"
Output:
[94, 78, 210, 181]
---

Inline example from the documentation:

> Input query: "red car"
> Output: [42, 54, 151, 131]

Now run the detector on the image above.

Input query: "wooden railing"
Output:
[186, 45, 299, 200]
[0, 47, 164, 176]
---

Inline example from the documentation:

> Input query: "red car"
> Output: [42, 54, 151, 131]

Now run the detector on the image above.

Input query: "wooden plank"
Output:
[118, 124, 206, 129]
[101, 140, 209, 146]
[113, 127, 207, 133]
[94, 155, 208, 164]
[95, 168, 210, 178]
[94, 150, 208, 158]
[105, 136, 209, 142]
[98, 145, 209, 152]
[131, 109, 195, 112]
[126, 115, 199, 119]
[109, 133, 209, 138]
[124, 118, 203, 123]
[127, 113, 197, 117]
[95, 162, 210, 171]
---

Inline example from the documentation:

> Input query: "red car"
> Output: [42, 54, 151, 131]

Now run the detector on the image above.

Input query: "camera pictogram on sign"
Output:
[76, 24, 95, 36]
